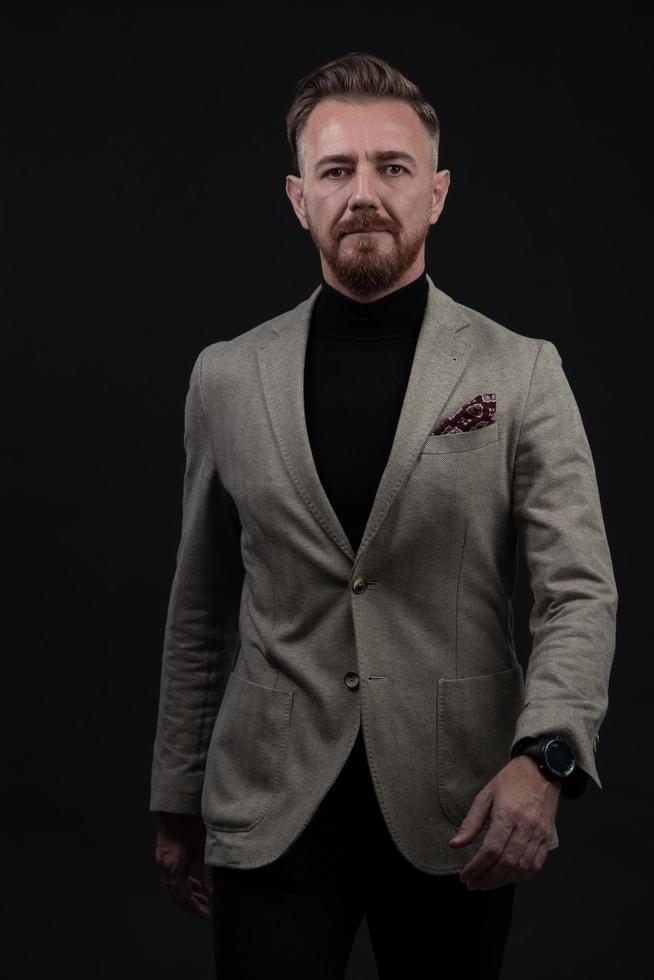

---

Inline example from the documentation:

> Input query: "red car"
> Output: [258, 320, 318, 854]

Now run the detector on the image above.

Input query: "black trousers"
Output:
[210, 728, 516, 979]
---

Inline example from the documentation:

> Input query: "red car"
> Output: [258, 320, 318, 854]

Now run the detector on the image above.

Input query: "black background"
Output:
[5, 2, 651, 977]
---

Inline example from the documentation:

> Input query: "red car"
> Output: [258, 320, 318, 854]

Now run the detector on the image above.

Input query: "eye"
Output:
[321, 164, 408, 179]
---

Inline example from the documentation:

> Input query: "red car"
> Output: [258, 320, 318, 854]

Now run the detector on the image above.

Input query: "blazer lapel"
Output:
[257, 274, 473, 566]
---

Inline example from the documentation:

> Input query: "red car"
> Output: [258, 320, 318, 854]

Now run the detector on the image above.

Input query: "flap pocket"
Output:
[201, 671, 293, 831]
[437, 665, 524, 827]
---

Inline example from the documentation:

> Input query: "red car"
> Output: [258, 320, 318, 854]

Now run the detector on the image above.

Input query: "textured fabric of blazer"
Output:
[148, 275, 618, 874]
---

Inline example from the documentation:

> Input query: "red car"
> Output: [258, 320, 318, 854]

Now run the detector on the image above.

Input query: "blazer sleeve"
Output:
[149, 346, 245, 815]
[509, 340, 618, 792]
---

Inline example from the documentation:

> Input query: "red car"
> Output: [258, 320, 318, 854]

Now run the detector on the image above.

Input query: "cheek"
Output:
[402, 190, 432, 222]
[317, 183, 347, 205]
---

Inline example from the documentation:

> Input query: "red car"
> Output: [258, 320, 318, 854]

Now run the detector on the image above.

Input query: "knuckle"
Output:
[515, 811, 538, 831]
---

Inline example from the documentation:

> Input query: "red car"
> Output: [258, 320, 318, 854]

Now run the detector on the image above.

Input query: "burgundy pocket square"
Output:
[432, 393, 497, 435]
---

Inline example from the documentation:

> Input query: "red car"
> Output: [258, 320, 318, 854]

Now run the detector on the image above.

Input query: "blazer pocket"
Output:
[421, 420, 500, 455]
[437, 664, 524, 827]
[201, 671, 294, 832]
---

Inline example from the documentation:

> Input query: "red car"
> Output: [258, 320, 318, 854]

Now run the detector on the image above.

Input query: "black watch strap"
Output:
[511, 735, 588, 800]
[558, 765, 588, 800]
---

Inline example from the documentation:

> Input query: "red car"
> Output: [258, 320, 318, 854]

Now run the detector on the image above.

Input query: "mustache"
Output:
[339, 223, 394, 236]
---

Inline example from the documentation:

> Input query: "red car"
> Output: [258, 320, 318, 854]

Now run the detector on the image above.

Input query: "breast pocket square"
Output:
[432, 393, 497, 435]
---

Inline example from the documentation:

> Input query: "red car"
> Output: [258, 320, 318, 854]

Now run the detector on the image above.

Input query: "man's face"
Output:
[285, 97, 450, 300]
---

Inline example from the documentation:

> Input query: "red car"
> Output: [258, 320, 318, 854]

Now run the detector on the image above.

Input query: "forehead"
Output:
[303, 97, 428, 158]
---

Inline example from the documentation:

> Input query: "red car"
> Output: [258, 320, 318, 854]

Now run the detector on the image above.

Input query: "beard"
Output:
[306, 208, 432, 300]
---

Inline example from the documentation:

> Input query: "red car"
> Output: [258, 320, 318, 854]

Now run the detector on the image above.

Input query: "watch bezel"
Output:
[541, 736, 576, 779]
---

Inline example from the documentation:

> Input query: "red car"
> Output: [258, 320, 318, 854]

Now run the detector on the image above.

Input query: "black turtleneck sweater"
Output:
[304, 269, 429, 555]
[302, 269, 429, 797]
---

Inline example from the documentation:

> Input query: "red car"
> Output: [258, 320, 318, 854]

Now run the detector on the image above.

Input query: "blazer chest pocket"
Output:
[437, 664, 524, 827]
[421, 420, 500, 454]
[201, 671, 294, 832]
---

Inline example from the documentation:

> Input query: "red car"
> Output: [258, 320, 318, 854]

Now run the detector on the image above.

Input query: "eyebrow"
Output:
[314, 150, 418, 172]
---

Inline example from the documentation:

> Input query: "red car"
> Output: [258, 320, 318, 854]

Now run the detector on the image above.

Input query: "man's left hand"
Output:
[448, 755, 561, 890]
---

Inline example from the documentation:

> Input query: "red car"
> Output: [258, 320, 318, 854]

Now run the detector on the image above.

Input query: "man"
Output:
[150, 53, 617, 979]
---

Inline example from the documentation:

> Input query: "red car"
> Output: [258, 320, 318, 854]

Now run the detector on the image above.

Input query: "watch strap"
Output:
[511, 735, 588, 800]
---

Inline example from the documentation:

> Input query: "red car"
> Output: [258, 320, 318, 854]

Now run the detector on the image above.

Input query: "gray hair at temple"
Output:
[285, 52, 441, 179]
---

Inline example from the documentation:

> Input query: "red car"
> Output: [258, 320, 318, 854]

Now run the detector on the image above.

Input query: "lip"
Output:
[343, 229, 389, 235]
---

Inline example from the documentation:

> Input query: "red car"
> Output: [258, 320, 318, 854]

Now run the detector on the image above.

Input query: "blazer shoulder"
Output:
[455, 298, 558, 360]
[191, 298, 301, 395]
[194, 296, 304, 374]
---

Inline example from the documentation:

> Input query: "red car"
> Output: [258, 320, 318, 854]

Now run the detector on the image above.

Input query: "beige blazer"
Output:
[149, 275, 618, 874]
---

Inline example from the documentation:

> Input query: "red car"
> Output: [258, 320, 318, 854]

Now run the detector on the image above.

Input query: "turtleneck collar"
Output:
[319, 269, 428, 321]
[313, 269, 429, 340]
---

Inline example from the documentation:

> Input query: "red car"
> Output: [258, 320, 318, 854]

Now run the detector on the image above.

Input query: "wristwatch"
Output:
[511, 734, 587, 799]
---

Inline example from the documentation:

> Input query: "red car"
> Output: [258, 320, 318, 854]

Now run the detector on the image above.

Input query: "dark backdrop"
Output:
[5, 2, 651, 977]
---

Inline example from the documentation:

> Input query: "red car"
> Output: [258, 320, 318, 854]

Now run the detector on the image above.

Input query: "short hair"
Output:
[285, 52, 441, 178]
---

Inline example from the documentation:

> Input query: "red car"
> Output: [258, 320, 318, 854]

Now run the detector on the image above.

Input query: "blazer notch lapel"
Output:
[257, 277, 473, 566]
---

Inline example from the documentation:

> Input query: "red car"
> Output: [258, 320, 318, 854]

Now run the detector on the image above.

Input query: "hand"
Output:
[154, 811, 213, 919]
[448, 755, 561, 891]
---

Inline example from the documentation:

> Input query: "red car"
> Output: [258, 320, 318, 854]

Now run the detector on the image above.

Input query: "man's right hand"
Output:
[154, 811, 213, 919]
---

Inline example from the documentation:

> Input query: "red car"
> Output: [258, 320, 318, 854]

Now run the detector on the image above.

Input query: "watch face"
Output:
[544, 738, 575, 778]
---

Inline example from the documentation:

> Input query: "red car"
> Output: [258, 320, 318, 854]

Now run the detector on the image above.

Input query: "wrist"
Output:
[513, 751, 561, 790]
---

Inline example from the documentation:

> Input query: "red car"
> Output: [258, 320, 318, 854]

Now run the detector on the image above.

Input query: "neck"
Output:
[315, 268, 429, 337]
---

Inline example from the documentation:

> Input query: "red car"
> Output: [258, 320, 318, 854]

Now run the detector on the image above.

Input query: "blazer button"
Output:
[344, 671, 360, 690]
[352, 576, 368, 593]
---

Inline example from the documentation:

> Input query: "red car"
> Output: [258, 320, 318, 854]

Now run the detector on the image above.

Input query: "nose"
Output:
[347, 164, 382, 210]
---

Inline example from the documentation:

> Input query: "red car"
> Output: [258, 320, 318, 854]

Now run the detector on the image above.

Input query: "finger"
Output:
[508, 835, 543, 881]
[450, 794, 492, 846]
[187, 894, 212, 919]
[158, 858, 191, 886]
[179, 895, 211, 918]
[165, 880, 211, 917]
[201, 864, 214, 895]
[534, 840, 550, 871]
[472, 827, 550, 890]
[464, 824, 527, 890]
[488, 853, 532, 888]
[459, 817, 514, 884]
[188, 874, 213, 904]
[189, 883, 210, 904]
[163, 874, 195, 905]
[166, 884, 193, 907]
[489, 841, 546, 889]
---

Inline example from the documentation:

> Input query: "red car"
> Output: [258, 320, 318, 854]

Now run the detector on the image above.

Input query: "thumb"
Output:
[449, 798, 489, 847]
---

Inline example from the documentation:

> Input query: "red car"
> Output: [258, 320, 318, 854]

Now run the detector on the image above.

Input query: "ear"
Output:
[285, 174, 310, 230]
[429, 169, 450, 225]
